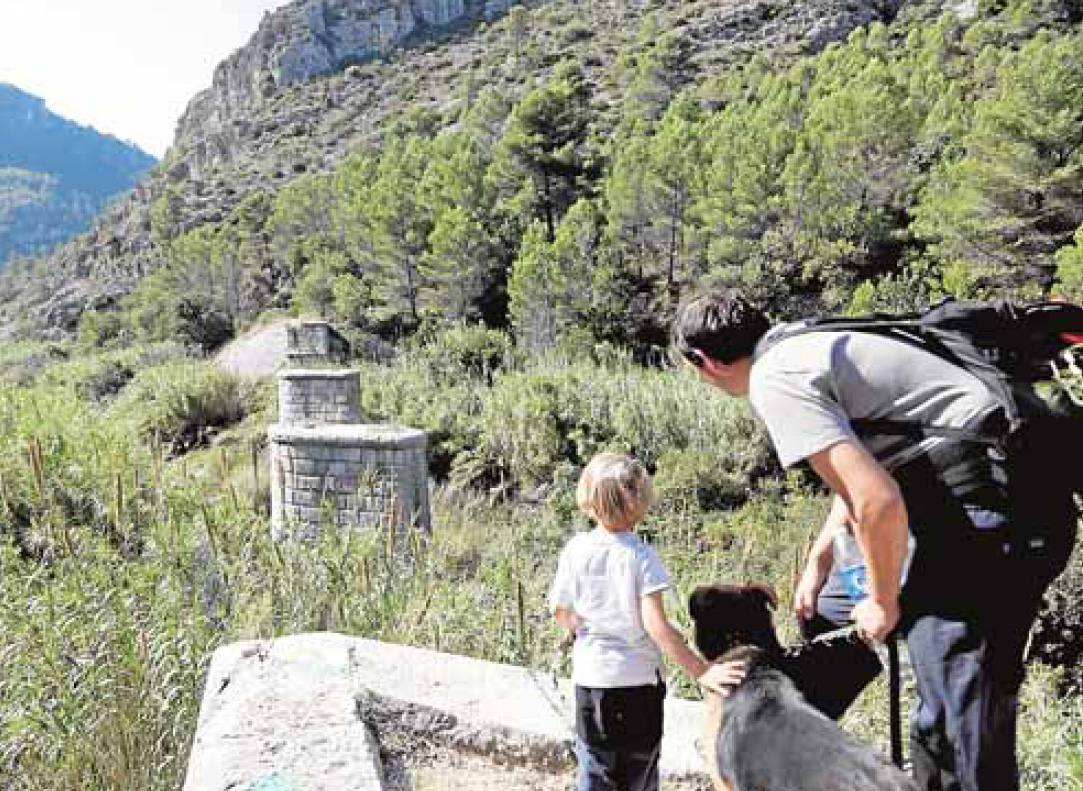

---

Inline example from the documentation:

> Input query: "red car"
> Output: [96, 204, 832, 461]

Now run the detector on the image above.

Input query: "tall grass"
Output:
[0, 343, 1080, 790]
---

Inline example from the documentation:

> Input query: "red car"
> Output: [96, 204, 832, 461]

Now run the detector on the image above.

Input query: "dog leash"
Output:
[808, 626, 904, 769]
[887, 635, 903, 768]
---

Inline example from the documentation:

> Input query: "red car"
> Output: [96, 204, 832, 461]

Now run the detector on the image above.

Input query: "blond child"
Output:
[548, 452, 745, 791]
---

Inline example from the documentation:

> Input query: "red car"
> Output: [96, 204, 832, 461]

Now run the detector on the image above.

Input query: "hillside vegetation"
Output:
[1, 1, 1083, 789]
[12, 0, 1078, 356]
[0, 335, 1080, 789]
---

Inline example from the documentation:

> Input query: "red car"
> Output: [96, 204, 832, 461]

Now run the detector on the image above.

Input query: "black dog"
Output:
[689, 584, 918, 791]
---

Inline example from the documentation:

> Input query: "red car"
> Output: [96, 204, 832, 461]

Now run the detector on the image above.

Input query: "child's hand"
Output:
[554, 609, 582, 652]
[558, 628, 576, 652]
[697, 660, 747, 696]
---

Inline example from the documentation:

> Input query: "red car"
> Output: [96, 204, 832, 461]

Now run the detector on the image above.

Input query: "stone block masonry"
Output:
[269, 321, 431, 538]
[278, 369, 361, 425]
[285, 321, 350, 367]
[270, 424, 431, 539]
[285, 316, 348, 366]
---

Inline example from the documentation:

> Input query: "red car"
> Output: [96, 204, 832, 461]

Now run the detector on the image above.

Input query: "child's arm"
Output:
[641, 591, 745, 694]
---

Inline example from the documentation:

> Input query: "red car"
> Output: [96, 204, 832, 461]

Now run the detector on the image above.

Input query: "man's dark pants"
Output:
[809, 509, 1038, 791]
[899, 509, 1040, 791]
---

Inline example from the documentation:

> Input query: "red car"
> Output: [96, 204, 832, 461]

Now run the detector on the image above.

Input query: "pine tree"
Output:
[369, 134, 434, 330]
[646, 94, 705, 306]
[493, 61, 593, 242]
[420, 206, 493, 322]
[914, 32, 1083, 293]
[508, 220, 558, 351]
[621, 16, 691, 124]
[778, 34, 920, 303]
[508, 201, 605, 351]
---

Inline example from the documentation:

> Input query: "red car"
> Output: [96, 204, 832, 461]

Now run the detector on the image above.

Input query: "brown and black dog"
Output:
[689, 583, 918, 791]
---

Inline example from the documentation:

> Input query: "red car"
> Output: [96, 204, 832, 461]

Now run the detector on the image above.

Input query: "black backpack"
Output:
[771, 298, 1083, 587]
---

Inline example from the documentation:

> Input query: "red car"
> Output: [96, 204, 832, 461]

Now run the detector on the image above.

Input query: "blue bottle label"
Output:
[838, 563, 868, 600]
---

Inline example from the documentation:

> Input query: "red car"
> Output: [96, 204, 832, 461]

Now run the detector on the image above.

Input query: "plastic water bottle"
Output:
[833, 525, 916, 600]
[833, 525, 868, 600]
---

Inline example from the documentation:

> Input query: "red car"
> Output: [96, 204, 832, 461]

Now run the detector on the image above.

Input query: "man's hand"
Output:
[794, 567, 826, 623]
[698, 660, 747, 697]
[852, 596, 900, 644]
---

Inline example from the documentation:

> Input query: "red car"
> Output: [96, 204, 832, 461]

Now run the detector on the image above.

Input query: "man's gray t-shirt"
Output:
[748, 324, 1000, 470]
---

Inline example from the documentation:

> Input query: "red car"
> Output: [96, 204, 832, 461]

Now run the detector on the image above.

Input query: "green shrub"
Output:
[77, 309, 132, 349]
[653, 449, 749, 511]
[408, 324, 519, 385]
[455, 357, 776, 493]
[356, 355, 485, 480]
[76, 360, 135, 403]
[109, 362, 249, 454]
[357, 349, 776, 495]
[1031, 526, 1083, 691]
[0, 357, 1079, 791]
[36, 343, 184, 397]
[0, 342, 69, 387]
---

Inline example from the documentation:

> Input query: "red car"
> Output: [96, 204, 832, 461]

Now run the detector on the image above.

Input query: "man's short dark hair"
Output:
[672, 290, 770, 366]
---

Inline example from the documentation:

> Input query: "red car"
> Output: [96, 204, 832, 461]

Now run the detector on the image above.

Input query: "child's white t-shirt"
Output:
[547, 526, 671, 688]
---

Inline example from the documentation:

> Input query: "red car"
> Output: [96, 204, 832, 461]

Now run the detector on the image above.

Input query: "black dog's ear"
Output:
[689, 586, 717, 620]
[745, 583, 778, 611]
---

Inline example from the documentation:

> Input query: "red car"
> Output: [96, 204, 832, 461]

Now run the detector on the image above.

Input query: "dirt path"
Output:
[215, 319, 292, 377]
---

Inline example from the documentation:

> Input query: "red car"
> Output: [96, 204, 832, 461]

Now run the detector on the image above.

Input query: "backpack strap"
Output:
[763, 318, 1021, 437]
[849, 418, 1001, 445]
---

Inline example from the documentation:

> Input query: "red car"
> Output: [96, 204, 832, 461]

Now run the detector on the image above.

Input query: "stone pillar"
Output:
[269, 353, 431, 538]
[278, 369, 362, 426]
[285, 321, 350, 368]
[270, 423, 431, 540]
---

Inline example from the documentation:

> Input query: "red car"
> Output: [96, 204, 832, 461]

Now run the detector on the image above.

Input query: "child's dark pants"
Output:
[574, 681, 665, 791]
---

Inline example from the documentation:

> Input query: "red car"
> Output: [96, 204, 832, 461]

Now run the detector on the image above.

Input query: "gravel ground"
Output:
[384, 750, 574, 791]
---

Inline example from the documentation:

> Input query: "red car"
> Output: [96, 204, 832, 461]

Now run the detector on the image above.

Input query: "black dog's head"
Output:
[689, 583, 783, 661]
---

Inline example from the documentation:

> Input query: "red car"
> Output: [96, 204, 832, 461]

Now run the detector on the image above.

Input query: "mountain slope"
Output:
[0, 0, 907, 339]
[0, 84, 156, 268]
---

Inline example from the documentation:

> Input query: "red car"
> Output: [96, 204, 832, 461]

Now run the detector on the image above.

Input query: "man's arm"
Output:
[807, 440, 908, 641]
[553, 606, 581, 650]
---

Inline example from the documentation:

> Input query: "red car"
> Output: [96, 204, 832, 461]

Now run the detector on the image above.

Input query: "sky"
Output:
[0, 1, 293, 159]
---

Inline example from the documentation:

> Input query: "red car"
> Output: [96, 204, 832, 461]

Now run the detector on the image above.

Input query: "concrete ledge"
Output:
[185, 634, 710, 790]
[278, 368, 361, 381]
[269, 424, 427, 449]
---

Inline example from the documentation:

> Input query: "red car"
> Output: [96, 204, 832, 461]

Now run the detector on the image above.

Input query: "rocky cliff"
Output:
[174, 0, 516, 177]
[0, 0, 910, 339]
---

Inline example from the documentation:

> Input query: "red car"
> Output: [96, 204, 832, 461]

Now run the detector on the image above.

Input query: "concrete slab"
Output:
[345, 634, 708, 779]
[183, 635, 385, 791]
[184, 633, 711, 790]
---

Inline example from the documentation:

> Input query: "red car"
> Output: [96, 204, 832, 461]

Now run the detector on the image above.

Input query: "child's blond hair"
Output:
[577, 452, 654, 528]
